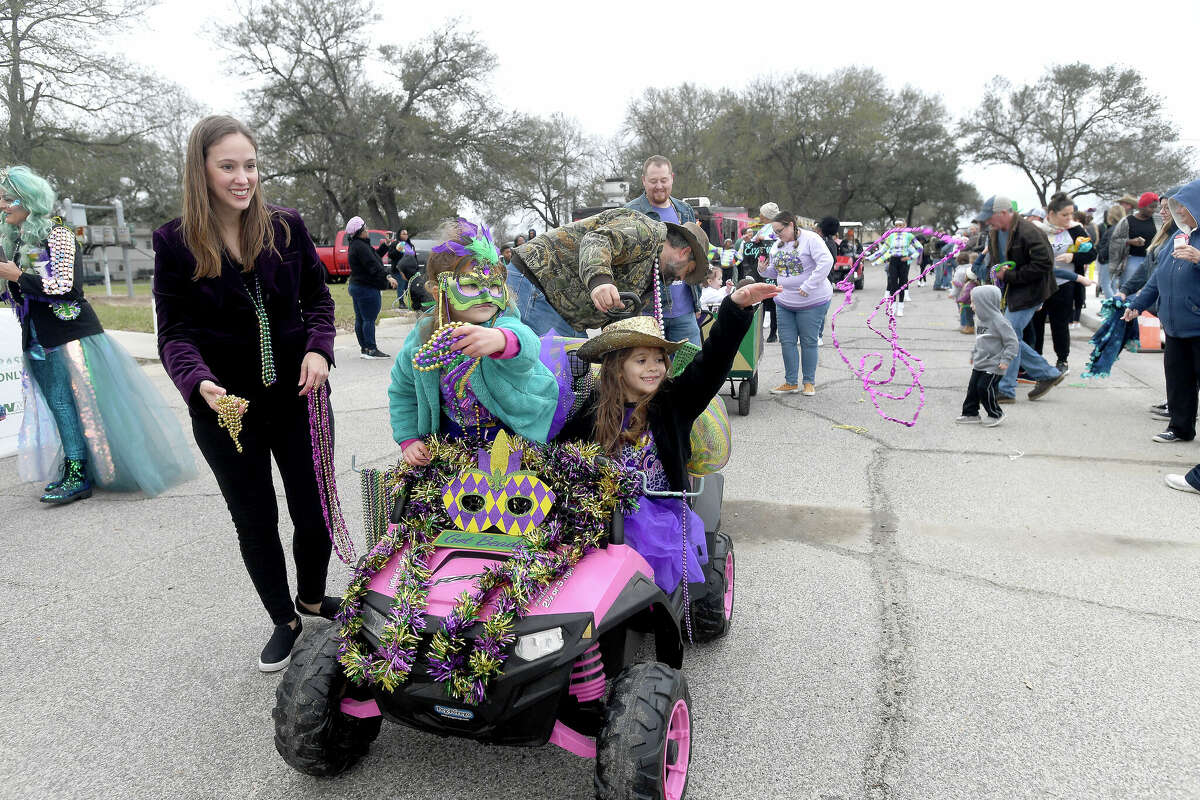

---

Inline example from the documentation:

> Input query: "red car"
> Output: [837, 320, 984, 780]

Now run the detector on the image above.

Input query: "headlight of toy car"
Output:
[362, 603, 389, 640]
[513, 627, 564, 661]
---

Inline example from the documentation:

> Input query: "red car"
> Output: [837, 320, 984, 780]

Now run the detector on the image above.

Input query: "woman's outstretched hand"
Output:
[730, 282, 783, 307]
[198, 379, 227, 413]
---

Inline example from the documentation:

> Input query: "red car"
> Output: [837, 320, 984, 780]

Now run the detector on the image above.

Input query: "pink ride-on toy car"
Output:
[272, 452, 735, 800]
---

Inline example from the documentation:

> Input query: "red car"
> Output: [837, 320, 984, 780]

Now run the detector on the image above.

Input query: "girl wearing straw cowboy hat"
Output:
[558, 281, 780, 594]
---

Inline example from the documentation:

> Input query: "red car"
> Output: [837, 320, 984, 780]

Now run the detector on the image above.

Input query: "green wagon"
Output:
[698, 304, 763, 416]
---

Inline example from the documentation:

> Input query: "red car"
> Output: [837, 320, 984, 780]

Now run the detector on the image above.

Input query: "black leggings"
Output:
[962, 369, 1003, 418]
[192, 389, 333, 625]
[1164, 335, 1200, 441]
[1025, 282, 1074, 363]
[887, 257, 910, 299]
[1072, 282, 1085, 322]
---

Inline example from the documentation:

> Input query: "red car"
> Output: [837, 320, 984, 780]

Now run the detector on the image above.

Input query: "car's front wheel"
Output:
[596, 662, 692, 800]
[273, 627, 382, 776]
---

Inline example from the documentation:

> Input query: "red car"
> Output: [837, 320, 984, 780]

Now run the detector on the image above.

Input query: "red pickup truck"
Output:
[315, 229, 391, 283]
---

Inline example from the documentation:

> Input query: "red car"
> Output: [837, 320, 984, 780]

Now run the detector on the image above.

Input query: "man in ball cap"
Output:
[512, 208, 712, 335]
[977, 194, 1065, 402]
[1106, 191, 1160, 288]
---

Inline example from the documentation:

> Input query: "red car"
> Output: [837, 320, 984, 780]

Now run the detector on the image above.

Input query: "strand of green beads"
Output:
[249, 273, 277, 386]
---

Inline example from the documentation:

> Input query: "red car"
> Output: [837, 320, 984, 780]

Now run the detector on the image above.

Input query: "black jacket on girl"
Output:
[558, 295, 754, 492]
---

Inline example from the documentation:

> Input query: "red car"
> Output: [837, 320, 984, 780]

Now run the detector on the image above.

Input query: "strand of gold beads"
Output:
[215, 395, 250, 453]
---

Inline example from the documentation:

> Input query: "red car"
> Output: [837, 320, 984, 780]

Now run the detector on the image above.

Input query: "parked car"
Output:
[315, 229, 391, 284]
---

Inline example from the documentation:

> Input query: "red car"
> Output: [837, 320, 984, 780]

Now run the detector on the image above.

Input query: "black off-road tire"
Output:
[273, 627, 382, 776]
[690, 532, 733, 642]
[595, 662, 691, 800]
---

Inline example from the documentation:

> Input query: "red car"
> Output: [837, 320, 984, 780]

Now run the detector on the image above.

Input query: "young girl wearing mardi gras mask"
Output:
[557, 282, 780, 593]
[387, 219, 565, 466]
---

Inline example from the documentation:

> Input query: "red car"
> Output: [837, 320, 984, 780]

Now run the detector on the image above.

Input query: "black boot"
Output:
[40, 459, 92, 505]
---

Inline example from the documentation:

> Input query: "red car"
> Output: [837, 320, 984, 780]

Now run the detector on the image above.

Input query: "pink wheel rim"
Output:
[723, 551, 734, 620]
[662, 698, 691, 800]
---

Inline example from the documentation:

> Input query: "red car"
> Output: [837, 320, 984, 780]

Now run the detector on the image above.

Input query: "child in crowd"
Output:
[388, 218, 564, 465]
[957, 284, 1018, 427]
[951, 250, 979, 334]
[558, 282, 780, 593]
[699, 266, 732, 310]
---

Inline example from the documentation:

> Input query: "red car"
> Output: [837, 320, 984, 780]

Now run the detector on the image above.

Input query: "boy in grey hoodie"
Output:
[958, 285, 1019, 426]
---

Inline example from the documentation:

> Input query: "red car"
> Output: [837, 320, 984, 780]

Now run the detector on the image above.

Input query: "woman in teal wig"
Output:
[0, 166, 196, 503]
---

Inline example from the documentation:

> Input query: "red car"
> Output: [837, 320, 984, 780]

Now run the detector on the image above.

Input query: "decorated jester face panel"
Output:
[442, 432, 555, 535]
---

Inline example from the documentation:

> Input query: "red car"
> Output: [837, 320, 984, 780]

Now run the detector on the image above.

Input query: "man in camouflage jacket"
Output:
[512, 208, 709, 331]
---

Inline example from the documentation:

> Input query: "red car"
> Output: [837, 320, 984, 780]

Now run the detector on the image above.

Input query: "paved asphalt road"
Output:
[2, 277, 1198, 800]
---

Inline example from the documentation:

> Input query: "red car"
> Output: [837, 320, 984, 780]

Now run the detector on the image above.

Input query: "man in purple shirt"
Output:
[625, 155, 701, 344]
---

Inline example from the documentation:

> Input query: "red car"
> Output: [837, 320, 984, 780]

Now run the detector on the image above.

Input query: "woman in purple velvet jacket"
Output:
[152, 115, 339, 673]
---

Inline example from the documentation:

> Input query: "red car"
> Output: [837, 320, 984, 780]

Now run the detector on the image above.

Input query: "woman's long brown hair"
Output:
[181, 115, 288, 280]
[594, 347, 661, 456]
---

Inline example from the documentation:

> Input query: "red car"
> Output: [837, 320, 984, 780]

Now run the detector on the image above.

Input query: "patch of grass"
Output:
[91, 300, 155, 333]
[325, 281, 408, 329]
[86, 280, 405, 333]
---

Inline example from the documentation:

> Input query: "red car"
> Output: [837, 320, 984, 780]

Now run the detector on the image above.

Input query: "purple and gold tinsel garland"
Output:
[335, 436, 639, 704]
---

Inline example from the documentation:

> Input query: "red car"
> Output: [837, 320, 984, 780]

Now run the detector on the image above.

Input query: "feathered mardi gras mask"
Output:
[432, 218, 508, 313]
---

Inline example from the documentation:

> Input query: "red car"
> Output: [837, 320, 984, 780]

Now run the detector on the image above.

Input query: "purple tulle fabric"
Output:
[618, 420, 708, 593]
[624, 498, 707, 594]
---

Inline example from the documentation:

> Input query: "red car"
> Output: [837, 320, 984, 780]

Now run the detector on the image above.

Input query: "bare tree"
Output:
[960, 63, 1194, 206]
[0, 0, 156, 164]
[486, 114, 595, 228]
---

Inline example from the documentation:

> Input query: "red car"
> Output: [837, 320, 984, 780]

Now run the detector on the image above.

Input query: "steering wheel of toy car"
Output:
[604, 292, 644, 320]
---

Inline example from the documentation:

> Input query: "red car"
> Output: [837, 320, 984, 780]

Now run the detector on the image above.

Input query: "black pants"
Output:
[192, 389, 333, 625]
[887, 257, 910, 299]
[1026, 282, 1074, 363]
[962, 369, 1004, 418]
[1164, 334, 1200, 441]
[1072, 282, 1085, 322]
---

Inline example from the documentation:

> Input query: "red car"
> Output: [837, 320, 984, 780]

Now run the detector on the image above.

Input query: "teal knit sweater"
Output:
[387, 312, 560, 445]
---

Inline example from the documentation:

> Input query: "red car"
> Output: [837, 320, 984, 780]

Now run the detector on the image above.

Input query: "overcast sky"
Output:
[133, 0, 1192, 220]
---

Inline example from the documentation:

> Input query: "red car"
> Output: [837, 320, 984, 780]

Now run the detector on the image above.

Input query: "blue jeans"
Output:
[663, 313, 701, 346]
[506, 270, 583, 337]
[998, 305, 1061, 397]
[1117, 255, 1145, 296]
[934, 261, 953, 289]
[959, 304, 974, 327]
[1097, 260, 1118, 297]
[347, 281, 381, 351]
[776, 301, 829, 385]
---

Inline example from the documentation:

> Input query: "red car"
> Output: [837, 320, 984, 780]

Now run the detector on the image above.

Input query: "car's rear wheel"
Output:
[595, 662, 691, 800]
[273, 627, 382, 776]
[690, 532, 733, 642]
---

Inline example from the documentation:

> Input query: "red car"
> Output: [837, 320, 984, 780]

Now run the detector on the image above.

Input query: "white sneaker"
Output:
[896, 302, 904, 317]
[1165, 474, 1200, 494]
[984, 415, 1004, 428]
[955, 415, 981, 424]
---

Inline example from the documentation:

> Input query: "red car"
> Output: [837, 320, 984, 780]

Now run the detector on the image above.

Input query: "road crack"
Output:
[862, 446, 914, 800]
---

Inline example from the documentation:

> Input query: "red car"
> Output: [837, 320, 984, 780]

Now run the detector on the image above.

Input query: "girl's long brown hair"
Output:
[181, 115, 288, 280]
[594, 347, 661, 456]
